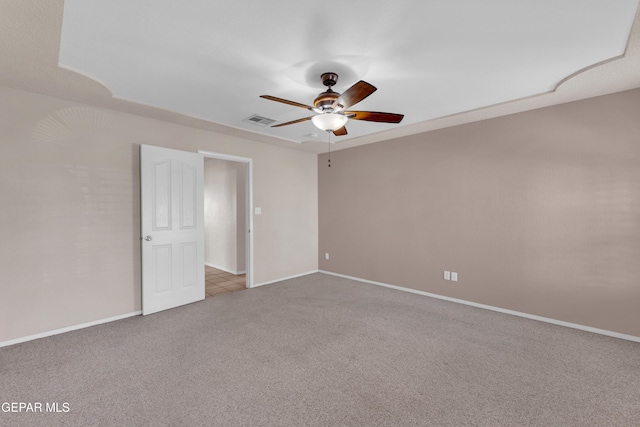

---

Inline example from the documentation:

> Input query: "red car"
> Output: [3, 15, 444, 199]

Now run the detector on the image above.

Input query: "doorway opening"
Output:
[199, 150, 253, 297]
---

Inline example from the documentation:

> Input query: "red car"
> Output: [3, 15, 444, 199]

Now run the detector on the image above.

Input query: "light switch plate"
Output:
[254, 207, 262, 215]
[451, 272, 458, 282]
[444, 271, 451, 280]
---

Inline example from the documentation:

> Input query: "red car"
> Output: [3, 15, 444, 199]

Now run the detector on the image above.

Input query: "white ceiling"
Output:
[2, 1, 640, 153]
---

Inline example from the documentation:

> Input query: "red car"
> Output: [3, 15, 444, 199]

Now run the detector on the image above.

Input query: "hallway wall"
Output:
[204, 158, 246, 274]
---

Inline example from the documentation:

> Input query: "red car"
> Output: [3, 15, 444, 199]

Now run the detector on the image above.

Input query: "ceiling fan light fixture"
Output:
[311, 113, 348, 131]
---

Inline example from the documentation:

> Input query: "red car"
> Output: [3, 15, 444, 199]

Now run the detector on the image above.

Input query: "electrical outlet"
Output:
[451, 272, 458, 282]
[444, 271, 450, 280]
[325, 253, 329, 260]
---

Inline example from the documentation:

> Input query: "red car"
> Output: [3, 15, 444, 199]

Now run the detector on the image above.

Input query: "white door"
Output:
[141, 144, 204, 315]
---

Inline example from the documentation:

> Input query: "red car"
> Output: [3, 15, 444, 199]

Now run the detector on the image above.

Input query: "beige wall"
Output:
[0, 85, 318, 343]
[236, 163, 246, 272]
[203, 158, 246, 274]
[319, 88, 640, 337]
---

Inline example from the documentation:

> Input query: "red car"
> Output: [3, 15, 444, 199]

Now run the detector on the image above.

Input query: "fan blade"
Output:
[344, 111, 404, 123]
[260, 95, 314, 110]
[271, 116, 313, 128]
[333, 126, 348, 136]
[333, 81, 376, 111]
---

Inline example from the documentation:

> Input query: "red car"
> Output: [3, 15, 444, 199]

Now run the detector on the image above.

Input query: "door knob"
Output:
[144, 235, 153, 241]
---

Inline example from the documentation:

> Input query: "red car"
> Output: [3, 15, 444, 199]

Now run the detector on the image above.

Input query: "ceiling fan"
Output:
[260, 72, 404, 136]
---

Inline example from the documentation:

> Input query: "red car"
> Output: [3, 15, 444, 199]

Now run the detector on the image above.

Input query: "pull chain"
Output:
[328, 131, 331, 167]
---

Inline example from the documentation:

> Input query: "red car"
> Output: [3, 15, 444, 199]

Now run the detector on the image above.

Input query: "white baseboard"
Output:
[0, 311, 142, 348]
[205, 262, 245, 276]
[252, 270, 319, 288]
[319, 270, 640, 343]
[1, 268, 315, 347]
[7, 271, 635, 348]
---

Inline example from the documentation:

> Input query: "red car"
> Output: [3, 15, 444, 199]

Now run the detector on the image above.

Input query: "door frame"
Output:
[199, 150, 254, 288]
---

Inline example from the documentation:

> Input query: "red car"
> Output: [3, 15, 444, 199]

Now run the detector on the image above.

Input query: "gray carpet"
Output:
[1, 273, 639, 426]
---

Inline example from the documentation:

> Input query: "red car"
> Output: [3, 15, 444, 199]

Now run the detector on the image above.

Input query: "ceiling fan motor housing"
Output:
[314, 90, 339, 111]
[314, 73, 341, 111]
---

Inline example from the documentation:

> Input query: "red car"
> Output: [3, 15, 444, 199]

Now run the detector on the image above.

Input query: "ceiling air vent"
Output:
[243, 114, 276, 127]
